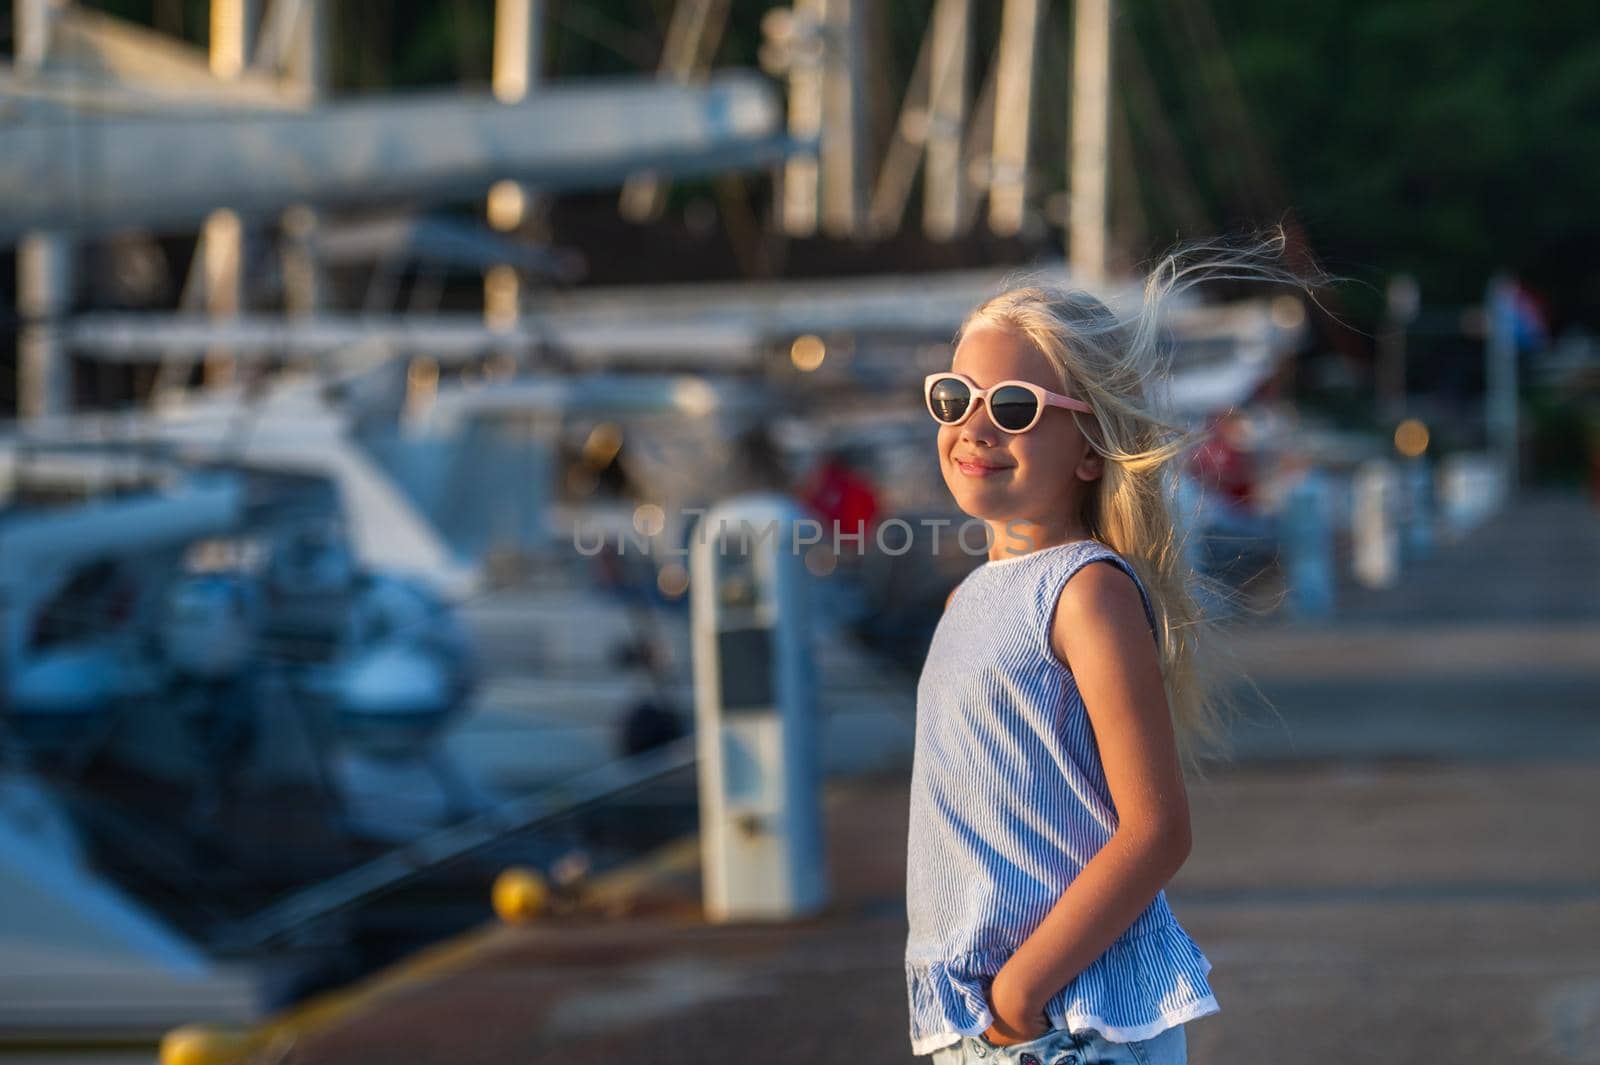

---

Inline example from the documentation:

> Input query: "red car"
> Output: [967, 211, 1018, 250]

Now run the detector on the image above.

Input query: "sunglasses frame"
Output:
[923, 371, 1094, 434]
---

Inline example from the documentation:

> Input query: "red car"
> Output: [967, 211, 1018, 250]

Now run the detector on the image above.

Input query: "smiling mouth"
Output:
[955, 458, 1013, 477]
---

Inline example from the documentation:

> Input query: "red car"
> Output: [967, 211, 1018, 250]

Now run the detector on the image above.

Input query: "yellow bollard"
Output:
[491, 866, 549, 924]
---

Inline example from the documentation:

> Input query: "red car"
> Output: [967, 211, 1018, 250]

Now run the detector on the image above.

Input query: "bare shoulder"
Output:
[1048, 559, 1152, 671]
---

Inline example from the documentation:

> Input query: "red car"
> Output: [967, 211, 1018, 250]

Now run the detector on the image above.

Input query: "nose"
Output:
[960, 397, 1000, 442]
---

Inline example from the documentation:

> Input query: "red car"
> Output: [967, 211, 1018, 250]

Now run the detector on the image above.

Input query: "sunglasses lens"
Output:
[928, 377, 971, 424]
[989, 385, 1040, 431]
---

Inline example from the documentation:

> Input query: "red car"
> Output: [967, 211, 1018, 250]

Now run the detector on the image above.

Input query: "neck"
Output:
[985, 518, 1091, 562]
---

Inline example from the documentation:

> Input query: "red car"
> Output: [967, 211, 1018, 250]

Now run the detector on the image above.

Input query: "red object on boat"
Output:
[1190, 414, 1256, 511]
[799, 454, 881, 538]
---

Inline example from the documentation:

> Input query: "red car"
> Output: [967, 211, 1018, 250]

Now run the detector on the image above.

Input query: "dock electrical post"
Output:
[689, 495, 828, 922]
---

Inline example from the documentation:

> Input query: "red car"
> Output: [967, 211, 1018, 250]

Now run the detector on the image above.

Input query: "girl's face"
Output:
[939, 323, 1103, 537]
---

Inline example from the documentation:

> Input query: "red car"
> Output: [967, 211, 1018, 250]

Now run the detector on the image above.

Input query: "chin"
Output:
[946, 484, 1012, 521]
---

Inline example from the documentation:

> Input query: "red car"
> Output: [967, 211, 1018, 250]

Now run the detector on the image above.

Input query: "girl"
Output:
[905, 253, 1267, 1065]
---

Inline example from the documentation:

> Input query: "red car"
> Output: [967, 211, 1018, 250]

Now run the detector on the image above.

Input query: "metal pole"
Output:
[818, 0, 865, 237]
[1485, 274, 1520, 491]
[17, 236, 71, 420]
[200, 210, 244, 388]
[282, 0, 327, 317]
[15, 0, 70, 420]
[16, 0, 62, 69]
[923, 0, 970, 241]
[487, 0, 545, 334]
[954, 39, 1000, 235]
[781, 0, 826, 237]
[1378, 273, 1419, 424]
[209, 0, 258, 79]
[865, 14, 934, 236]
[204, 0, 258, 389]
[492, 0, 543, 105]
[1352, 459, 1400, 589]
[1069, 0, 1112, 283]
[620, 0, 727, 223]
[989, 0, 1043, 237]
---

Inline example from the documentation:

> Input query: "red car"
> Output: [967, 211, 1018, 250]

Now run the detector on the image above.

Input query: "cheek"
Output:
[935, 428, 973, 495]
[1008, 435, 1069, 486]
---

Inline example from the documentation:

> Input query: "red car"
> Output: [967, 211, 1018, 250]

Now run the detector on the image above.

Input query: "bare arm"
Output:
[983, 561, 1192, 1044]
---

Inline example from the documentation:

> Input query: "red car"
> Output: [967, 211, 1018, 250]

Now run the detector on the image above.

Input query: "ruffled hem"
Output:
[1052, 992, 1219, 1043]
[907, 922, 1218, 1056]
[907, 947, 1014, 1055]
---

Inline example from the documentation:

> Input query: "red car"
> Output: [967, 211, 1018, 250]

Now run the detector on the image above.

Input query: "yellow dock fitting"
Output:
[491, 866, 550, 924]
[159, 1025, 266, 1065]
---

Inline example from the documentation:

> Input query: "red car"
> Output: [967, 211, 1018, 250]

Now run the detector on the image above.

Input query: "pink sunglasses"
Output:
[923, 371, 1093, 434]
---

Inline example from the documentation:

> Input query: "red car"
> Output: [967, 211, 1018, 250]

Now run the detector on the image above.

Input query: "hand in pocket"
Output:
[981, 980, 1053, 1047]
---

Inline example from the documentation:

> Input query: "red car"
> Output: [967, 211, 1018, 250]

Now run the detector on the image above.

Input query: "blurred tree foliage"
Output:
[1131, 0, 1600, 326]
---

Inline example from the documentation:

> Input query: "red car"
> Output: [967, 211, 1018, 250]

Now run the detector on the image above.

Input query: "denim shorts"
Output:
[928, 1024, 1186, 1065]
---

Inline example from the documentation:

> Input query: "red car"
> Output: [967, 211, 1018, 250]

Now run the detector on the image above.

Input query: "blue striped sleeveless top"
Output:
[904, 538, 1219, 1056]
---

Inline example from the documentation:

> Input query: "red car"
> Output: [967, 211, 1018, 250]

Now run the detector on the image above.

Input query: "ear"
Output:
[1075, 447, 1104, 483]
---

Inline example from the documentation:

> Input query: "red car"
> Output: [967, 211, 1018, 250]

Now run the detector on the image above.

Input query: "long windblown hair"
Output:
[957, 232, 1311, 772]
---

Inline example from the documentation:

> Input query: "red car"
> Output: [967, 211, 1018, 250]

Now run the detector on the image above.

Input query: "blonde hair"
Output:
[957, 234, 1309, 772]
